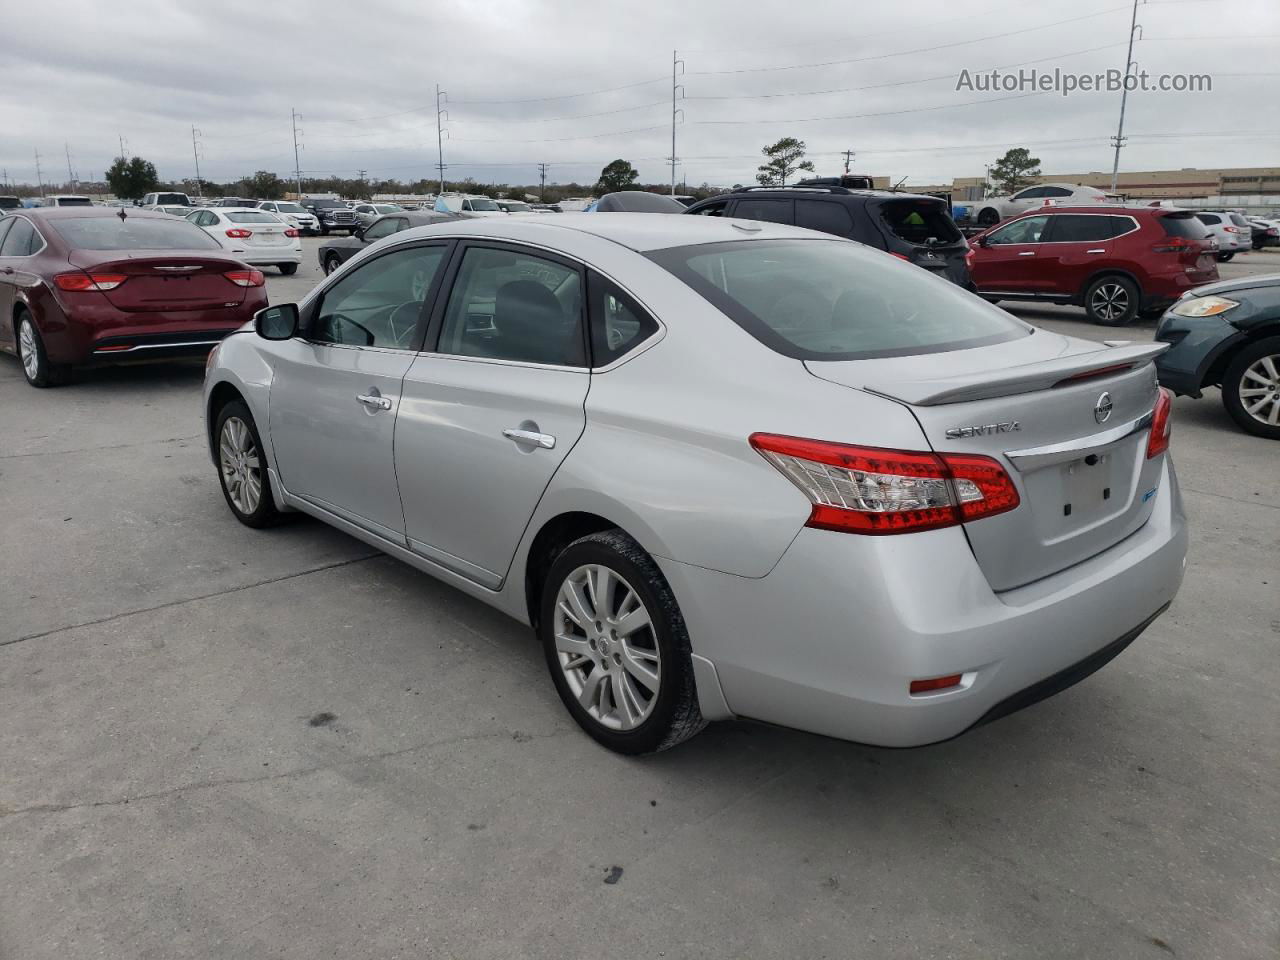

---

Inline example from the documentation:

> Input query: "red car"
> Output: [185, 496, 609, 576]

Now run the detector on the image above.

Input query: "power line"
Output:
[696, 90, 1045, 125]
[449, 99, 670, 124]
[688, 5, 1131, 77]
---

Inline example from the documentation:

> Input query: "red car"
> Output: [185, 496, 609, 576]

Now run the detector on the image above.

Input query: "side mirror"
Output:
[255, 303, 299, 341]
[354, 226, 365, 240]
[977, 234, 991, 248]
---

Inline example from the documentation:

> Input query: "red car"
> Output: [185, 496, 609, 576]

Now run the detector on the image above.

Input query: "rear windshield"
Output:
[1160, 213, 1211, 239]
[54, 197, 93, 207]
[155, 194, 189, 205]
[878, 199, 961, 245]
[226, 211, 280, 224]
[648, 239, 1028, 361]
[1229, 213, 1251, 227]
[276, 203, 306, 213]
[0, 197, 20, 210]
[465, 197, 500, 211]
[51, 216, 221, 250]
[311, 200, 346, 209]
[1195, 213, 1221, 225]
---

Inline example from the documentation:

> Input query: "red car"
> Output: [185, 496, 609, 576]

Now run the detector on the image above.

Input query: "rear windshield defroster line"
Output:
[646, 238, 1028, 362]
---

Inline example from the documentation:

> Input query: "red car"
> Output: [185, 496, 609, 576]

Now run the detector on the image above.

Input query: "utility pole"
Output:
[435, 85, 448, 196]
[669, 50, 685, 196]
[537, 162, 549, 201]
[64, 143, 76, 192]
[357, 169, 368, 199]
[118, 134, 127, 162]
[34, 149, 45, 197]
[291, 109, 304, 200]
[191, 126, 204, 198]
[842, 149, 855, 175]
[1110, 0, 1143, 193]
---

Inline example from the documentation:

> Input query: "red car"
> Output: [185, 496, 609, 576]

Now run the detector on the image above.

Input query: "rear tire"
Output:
[278, 262, 298, 276]
[16, 311, 72, 388]
[1084, 275, 1139, 326]
[1221, 336, 1280, 439]
[539, 530, 706, 755]
[213, 400, 284, 527]
[977, 208, 1000, 227]
[323, 253, 343, 275]
[1216, 252, 1235, 263]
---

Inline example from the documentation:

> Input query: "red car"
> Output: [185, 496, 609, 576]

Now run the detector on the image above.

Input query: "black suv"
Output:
[301, 198, 359, 235]
[684, 186, 970, 288]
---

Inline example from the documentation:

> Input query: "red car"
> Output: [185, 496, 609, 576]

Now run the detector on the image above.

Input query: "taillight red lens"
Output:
[1151, 238, 1191, 254]
[910, 674, 964, 695]
[749, 434, 1020, 535]
[889, 252, 911, 262]
[225, 228, 252, 239]
[54, 272, 127, 292]
[224, 269, 265, 287]
[284, 227, 299, 237]
[1147, 388, 1173, 459]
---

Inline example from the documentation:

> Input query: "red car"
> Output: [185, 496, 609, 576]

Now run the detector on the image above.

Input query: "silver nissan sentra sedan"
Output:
[203, 214, 1187, 754]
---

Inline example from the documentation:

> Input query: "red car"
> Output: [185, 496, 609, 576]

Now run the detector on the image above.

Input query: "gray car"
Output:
[203, 214, 1187, 754]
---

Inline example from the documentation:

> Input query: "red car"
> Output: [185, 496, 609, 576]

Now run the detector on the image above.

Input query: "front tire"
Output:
[16, 311, 71, 388]
[977, 207, 1000, 227]
[539, 530, 705, 754]
[323, 253, 343, 275]
[1084, 275, 1139, 326]
[278, 262, 298, 276]
[214, 400, 283, 527]
[1221, 336, 1280, 439]
[1216, 251, 1235, 263]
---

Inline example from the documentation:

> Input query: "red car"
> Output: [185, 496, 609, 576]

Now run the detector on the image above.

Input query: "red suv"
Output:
[968, 206, 1219, 326]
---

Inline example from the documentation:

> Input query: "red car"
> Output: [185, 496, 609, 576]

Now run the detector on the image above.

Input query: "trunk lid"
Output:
[806, 333, 1169, 591]
[67, 252, 246, 313]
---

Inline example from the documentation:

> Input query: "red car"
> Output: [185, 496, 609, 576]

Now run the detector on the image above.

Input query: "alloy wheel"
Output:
[1091, 283, 1129, 322]
[552, 564, 661, 731]
[1238, 353, 1280, 427]
[219, 416, 262, 514]
[18, 318, 39, 380]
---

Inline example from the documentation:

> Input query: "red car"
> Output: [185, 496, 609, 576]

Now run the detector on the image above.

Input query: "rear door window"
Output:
[1041, 186, 1073, 198]
[0, 217, 37, 256]
[587, 272, 658, 367]
[880, 200, 961, 245]
[1045, 215, 1118, 243]
[1229, 213, 1251, 228]
[795, 199, 854, 237]
[733, 198, 794, 225]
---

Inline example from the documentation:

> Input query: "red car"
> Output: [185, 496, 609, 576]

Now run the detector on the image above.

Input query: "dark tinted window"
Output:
[1047, 214, 1122, 242]
[649, 239, 1026, 361]
[1041, 186, 1073, 198]
[53, 197, 93, 207]
[733, 198, 794, 225]
[1161, 213, 1211, 239]
[795, 199, 854, 237]
[689, 200, 728, 217]
[362, 217, 402, 240]
[880, 200, 961, 245]
[1229, 213, 1251, 227]
[0, 197, 21, 210]
[1196, 213, 1221, 225]
[1014, 187, 1047, 199]
[438, 246, 584, 366]
[51, 217, 220, 250]
[988, 215, 1050, 244]
[588, 272, 658, 366]
[155, 193, 189, 205]
[0, 218, 13, 247]
[0, 217, 38, 256]
[313, 245, 447, 349]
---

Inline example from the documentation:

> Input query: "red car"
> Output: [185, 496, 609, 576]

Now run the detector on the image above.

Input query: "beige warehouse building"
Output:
[942, 166, 1280, 201]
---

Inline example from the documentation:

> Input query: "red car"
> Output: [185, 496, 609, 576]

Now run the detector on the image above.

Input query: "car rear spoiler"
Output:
[863, 342, 1168, 406]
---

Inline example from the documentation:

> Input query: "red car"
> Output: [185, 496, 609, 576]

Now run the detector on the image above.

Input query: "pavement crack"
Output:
[0, 727, 570, 820]
[0, 433, 204, 460]
[1182, 486, 1280, 510]
[3, 554, 381, 647]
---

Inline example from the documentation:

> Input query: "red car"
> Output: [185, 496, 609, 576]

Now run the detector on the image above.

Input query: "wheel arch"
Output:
[1077, 267, 1142, 306]
[205, 380, 247, 462]
[1202, 324, 1280, 389]
[522, 510, 632, 631]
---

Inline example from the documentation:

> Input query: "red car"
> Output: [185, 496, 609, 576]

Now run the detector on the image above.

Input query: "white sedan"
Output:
[972, 183, 1113, 226]
[256, 200, 319, 235]
[186, 207, 302, 275]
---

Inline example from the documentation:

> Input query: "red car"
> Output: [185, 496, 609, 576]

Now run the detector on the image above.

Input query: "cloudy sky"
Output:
[2, 0, 1276, 190]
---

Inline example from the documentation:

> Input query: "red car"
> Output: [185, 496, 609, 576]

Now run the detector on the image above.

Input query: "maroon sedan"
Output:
[0, 207, 268, 387]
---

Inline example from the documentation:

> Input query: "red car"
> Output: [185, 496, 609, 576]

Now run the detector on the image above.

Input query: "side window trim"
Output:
[422, 239, 589, 369]
[306, 239, 455, 352]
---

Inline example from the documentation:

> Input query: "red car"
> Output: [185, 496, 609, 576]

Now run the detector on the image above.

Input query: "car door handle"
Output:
[503, 428, 556, 449]
[1017, 251, 1036, 256]
[1086, 248, 1106, 254]
[356, 393, 392, 411]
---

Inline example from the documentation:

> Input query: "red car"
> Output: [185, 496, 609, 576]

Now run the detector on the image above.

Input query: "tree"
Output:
[989, 148, 1041, 196]
[244, 170, 285, 200]
[104, 156, 158, 201]
[597, 159, 639, 193]
[755, 137, 815, 186]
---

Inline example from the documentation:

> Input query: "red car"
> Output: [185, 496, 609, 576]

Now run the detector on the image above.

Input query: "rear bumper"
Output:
[227, 248, 302, 266]
[40, 292, 267, 365]
[660, 458, 1187, 747]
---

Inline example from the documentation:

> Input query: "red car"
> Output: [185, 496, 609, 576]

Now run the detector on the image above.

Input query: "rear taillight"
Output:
[1147, 388, 1173, 459]
[224, 269, 265, 287]
[889, 252, 911, 262]
[749, 434, 1020, 535]
[225, 228, 252, 239]
[54, 272, 127, 292]
[284, 227, 299, 237]
[1151, 237, 1192, 254]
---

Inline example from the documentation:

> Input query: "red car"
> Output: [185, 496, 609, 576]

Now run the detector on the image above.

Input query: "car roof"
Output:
[721, 187, 943, 204]
[22, 207, 173, 220]
[1007, 205, 1163, 217]
[398, 211, 834, 252]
